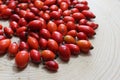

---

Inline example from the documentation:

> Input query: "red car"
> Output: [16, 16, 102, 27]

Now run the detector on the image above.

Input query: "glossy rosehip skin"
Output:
[8, 42, 19, 56]
[15, 50, 29, 69]
[65, 44, 80, 55]
[39, 38, 48, 50]
[0, 39, 11, 55]
[52, 31, 63, 43]
[76, 40, 92, 53]
[41, 50, 55, 61]
[45, 61, 59, 71]
[58, 45, 71, 61]
[30, 49, 41, 64]
[47, 39, 59, 52]
[27, 36, 39, 50]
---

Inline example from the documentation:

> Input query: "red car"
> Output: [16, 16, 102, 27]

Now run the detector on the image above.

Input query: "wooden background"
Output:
[0, 0, 120, 80]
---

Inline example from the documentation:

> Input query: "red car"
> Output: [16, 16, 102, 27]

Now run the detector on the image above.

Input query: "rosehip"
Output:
[41, 50, 55, 61]
[15, 50, 29, 69]
[30, 49, 41, 64]
[58, 45, 71, 61]
[45, 61, 59, 71]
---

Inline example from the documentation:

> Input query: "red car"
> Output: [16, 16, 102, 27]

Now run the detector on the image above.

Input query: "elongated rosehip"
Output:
[8, 1, 16, 10]
[0, 39, 11, 55]
[0, 5, 7, 14]
[63, 16, 75, 22]
[65, 44, 80, 55]
[47, 21, 57, 33]
[47, 39, 59, 52]
[16, 26, 27, 36]
[86, 21, 98, 29]
[34, 0, 44, 9]
[50, 5, 58, 11]
[28, 20, 42, 31]
[18, 31, 28, 41]
[54, 20, 64, 26]
[41, 13, 50, 21]
[64, 35, 76, 44]
[71, 8, 79, 13]
[76, 40, 92, 53]
[10, 21, 19, 32]
[58, 45, 71, 61]
[41, 50, 55, 61]
[15, 50, 29, 69]
[45, 61, 59, 71]
[27, 36, 39, 49]
[39, 38, 47, 49]
[4, 27, 14, 38]
[72, 12, 86, 21]
[24, 11, 35, 21]
[52, 31, 63, 43]
[41, 5, 49, 11]
[18, 18, 27, 27]
[50, 11, 61, 19]
[30, 49, 41, 64]
[67, 30, 77, 37]
[62, 10, 71, 16]
[30, 7, 39, 15]
[79, 19, 87, 25]
[44, 0, 56, 6]
[1, 8, 12, 19]
[66, 21, 76, 30]
[60, 2, 68, 11]
[39, 29, 51, 40]
[19, 41, 29, 50]
[19, 10, 27, 17]
[77, 32, 88, 40]
[75, 3, 89, 11]
[77, 25, 95, 38]
[80, 0, 88, 5]
[10, 14, 20, 22]
[58, 24, 67, 36]
[18, 3, 28, 10]
[81, 10, 96, 19]
[8, 42, 18, 56]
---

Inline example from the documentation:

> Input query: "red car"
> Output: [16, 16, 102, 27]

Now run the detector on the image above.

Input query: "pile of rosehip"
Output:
[0, 0, 98, 71]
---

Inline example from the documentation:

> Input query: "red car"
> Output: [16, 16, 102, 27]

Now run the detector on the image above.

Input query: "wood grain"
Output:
[0, 0, 120, 80]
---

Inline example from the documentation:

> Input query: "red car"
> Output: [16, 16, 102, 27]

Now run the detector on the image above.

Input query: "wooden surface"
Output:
[0, 0, 120, 80]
